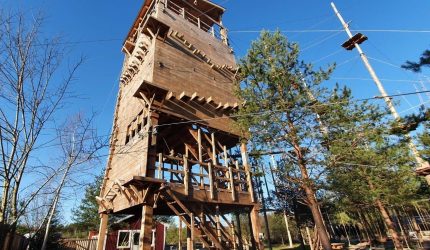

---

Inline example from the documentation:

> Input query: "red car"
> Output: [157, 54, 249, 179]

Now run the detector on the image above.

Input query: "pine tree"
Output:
[235, 30, 336, 250]
[72, 174, 103, 231]
[324, 94, 422, 249]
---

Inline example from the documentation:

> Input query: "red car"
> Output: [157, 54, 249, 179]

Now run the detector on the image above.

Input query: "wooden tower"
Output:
[96, 0, 263, 249]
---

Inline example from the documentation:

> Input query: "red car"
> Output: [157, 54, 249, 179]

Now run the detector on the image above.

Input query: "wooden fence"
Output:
[58, 238, 97, 250]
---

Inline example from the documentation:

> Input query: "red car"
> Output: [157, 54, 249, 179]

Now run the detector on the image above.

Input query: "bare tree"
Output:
[41, 114, 106, 250]
[0, 11, 83, 247]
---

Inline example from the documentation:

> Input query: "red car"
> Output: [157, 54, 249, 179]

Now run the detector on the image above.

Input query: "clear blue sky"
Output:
[1, 0, 429, 222]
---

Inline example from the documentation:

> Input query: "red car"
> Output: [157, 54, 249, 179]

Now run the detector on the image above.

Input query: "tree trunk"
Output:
[303, 184, 332, 250]
[375, 199, 402, 250]
[0, 180, 9, 223]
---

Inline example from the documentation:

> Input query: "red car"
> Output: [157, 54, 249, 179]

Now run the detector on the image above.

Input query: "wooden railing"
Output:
[155, 153, 251, 200]
[162, 0, 228, 44]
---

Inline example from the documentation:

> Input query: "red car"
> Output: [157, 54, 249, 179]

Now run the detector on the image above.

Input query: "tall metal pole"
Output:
[269, 155, 293, 248]
[330, 2, 429, 175]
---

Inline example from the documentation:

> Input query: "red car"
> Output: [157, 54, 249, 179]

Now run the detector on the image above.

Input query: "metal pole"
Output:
[269, 156, 293, 248]
[330, 2, 428, 171]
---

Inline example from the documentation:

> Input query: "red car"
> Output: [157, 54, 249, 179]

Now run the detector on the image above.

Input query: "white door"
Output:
[131, 231, 140, 250]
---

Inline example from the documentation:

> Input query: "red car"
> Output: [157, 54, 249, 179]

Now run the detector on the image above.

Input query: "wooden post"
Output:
[216, 206, 222, 243]
[197, 129, 204, 188]
[306, 226, 314, 250]
[235, 212, 243, 250]
[142, 112, 159, 177]
[197, 18, 201, 29]
[139, 205, 154, 250]
[250, 206, 264, 250]
[96, 213, 108, 250]
[235, 161, 243, 192]
[158, 153, 163, 179]
[240, 142, 255, 202]
[190, 213, 195, 249]
[208, 162, 215, 200]
[184, 155, 190, 196]
[211, 133, 217, 164]
[231, 221, 237, 250]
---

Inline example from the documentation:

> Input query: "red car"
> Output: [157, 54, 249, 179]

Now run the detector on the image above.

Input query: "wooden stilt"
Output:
[235, 212, 244, 250]
[96, 213, 108, 250]
[250, 206, 264, 250]
[139, 205, 154, 250]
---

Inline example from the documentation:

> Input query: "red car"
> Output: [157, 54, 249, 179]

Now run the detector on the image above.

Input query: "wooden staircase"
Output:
[160, 186, 235, 250]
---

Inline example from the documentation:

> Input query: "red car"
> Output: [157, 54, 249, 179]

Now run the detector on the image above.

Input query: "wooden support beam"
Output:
[250, 206, 264, 250]
[208, 162, 215, 200]
[129, 184, 143, 203]
[211, 133, 217, 165]
[184, 156, 190, 196]
[185, 143, 199, 161]
[190, 92, 198, 101]
[142, 185, 153, 204]
[166, 91, 174, 100]
[235, 160, 243, 192]
[147, 27, 155, 39]
[197, 129, 203, 163]
[95, 196, 111, 210]
[216, 206, 222, 243]
[158, 153, 164, 179]
[179, 91, 188, 100]
[240, 143, 255, 202]
[96, 213, 108, 250]
[190, 213, 195, 250]
[139, 204, 154, 250]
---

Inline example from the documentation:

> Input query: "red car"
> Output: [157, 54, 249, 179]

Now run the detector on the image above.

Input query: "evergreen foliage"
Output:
[72, 174, 103, 231]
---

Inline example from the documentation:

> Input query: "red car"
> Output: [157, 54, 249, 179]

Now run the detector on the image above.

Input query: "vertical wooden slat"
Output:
[216, 206, 222, 243]
[197, 18, 201, 28]
[197, 129, 203, 162]
[158, 153, 163, 179]
[208, 162, 214, 200]
[211, 133, 217, 164]
[240, 142, 255, 203]
[235, 160, 243, 192]
[229, 166, 236, 201]
[184, 155, 189, 196]
[224, 145, 236, 201]
[198, 129, 204, 188]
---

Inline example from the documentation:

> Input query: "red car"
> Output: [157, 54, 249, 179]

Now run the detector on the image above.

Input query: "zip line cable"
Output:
[30, 88, 430, 151]
[230, 29, 430, 34]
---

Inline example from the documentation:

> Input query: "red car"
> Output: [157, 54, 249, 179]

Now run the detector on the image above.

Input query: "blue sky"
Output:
[1, 0, 429, 222]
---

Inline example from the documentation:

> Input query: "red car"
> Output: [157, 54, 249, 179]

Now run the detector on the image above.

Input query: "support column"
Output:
[240, 142, 255, 202]
[235, 213, 243, 250]
[96, 213, 108, 250]
[147, 112, 159, 178]
[139, 205, 154, 250]
[250, 205, 264, 250]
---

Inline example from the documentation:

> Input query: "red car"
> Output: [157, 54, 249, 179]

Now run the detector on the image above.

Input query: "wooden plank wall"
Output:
[155, 2, 235, 67]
